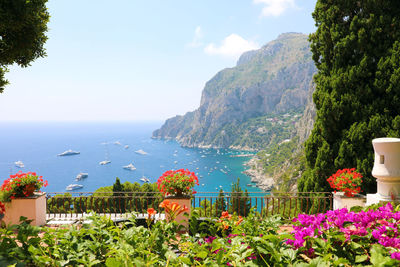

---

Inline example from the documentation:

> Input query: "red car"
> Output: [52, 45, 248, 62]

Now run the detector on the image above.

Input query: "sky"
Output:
[0, 0, 317, 122]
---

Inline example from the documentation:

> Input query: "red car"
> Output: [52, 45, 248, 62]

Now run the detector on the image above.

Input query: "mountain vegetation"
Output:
[0, 0, 50, 93]
[298, 0, 400, 194]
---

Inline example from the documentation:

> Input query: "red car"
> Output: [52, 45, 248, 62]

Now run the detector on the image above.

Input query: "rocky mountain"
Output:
[153, 33, 317, 150]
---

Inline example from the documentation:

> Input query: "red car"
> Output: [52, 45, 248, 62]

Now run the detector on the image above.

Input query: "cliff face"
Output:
[153, 33, 317, 150]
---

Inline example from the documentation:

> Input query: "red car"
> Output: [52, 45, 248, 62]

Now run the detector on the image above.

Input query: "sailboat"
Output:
[99, 143, 111, 165]
[139, 169, 150, 183]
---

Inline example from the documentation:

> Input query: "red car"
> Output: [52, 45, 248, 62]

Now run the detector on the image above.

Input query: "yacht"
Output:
[123, 163, 136, 171]
[14, 160, 24, 168]
[99, 160, 111, 165]
[124, 145, 129, 149]
[135, 149, 148, 155]
[220, 169, 227, 174]
[66, 184, 83, 191]
[114, 141, 122, 145]
[58, 149, 80, 156]
[140, 177, 150, 183]
[174, 161, 178, 164]
[75, 172, 88, 181]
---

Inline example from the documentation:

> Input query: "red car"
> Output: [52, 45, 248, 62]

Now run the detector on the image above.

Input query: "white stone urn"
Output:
[367, 138, 400, 205]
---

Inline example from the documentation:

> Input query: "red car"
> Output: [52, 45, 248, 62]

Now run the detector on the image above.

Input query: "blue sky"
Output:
[0, 0, 317, 122]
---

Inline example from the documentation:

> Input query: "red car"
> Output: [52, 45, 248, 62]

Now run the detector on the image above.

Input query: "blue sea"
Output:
[0, 121, 261, 193]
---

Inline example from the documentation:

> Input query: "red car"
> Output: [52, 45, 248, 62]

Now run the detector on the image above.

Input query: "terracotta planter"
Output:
[333, 192, 366, 210]
[165, 196, 191, 231]
[3, 192, 46, 226]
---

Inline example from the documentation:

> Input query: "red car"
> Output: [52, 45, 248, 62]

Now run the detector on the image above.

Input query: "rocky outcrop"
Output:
[153, 33, 317, 150]
[295, 81, 316, 144]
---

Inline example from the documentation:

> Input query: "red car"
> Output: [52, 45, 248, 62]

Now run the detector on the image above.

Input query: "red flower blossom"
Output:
[327, 168, 362, 197]
[157, 169, 199, 196]
[0, 201, 5, 215]
[0, 171, 48, 202]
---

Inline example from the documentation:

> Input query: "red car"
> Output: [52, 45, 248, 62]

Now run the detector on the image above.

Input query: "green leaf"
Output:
[179, 256, 192, 265]
[196, 250, 208, 259]
[355, 254, 368, 263]
[105, 258, 122, 267]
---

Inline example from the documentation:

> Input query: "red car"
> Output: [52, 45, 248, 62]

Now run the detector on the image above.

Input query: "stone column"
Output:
[367, 138, 400, 205]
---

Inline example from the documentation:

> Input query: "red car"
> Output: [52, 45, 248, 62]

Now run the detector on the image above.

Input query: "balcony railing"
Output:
[46, 191, 333, 220]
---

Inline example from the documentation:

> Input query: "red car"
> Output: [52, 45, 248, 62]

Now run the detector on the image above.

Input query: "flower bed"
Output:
[1, 204, 400, 266]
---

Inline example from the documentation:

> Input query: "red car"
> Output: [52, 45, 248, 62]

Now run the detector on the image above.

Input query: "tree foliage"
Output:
[0, 0, 50, 92]
[299, 0, 400, 193]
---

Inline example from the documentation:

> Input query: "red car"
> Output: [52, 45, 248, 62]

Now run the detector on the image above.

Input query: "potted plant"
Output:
[327, 168, 366, 209]
[0, 171, 48, 226]
[157, 169, 198, 229]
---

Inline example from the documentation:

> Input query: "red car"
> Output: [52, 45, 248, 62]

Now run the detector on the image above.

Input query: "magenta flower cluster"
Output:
[287, 203, 400, 260]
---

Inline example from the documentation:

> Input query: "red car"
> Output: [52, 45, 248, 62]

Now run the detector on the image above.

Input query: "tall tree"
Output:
[215, 189, 226, 216]
[0, 0, 50, 92]
[112, 177, 125, 213]
[298, 0, 400, 193]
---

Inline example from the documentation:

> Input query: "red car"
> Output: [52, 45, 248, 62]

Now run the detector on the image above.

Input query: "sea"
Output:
[0, 121, 261, 193]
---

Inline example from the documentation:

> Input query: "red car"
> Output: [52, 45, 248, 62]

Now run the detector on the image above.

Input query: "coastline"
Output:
[242, 157, 274, 191]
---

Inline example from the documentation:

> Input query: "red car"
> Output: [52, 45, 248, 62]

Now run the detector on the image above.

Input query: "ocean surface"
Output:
[0, 121, 261, 193]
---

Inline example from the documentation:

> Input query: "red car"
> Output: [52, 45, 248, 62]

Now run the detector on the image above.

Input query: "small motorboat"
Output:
[58, 149, 80, 156]
[15, 160, 25, 168]
[66, 184, 83, 191]
[135, 149, 148, 155]
[75, 172, 88, 181]
[123, 163, 136, 171]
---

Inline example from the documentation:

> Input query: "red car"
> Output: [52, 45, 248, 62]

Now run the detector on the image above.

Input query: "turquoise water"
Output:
[0, 122, 261, 193]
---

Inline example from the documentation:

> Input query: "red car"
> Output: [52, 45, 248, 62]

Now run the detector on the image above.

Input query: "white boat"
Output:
[114, 141, 122, 145]
[124, 145, 129, 149]
[135, 149, 148, 155]
[201, 155, 206, 158]
[140, 177, 150, 183]
[220, 169, 227, 174]
[75, 172, 88, 181]
[58, 149, 80, 156]
[174, 161, 178, 164]
[15, 160, 24, 168]
[99, 160, 111, 165]
[66, 184, 83, 191]
[123, 163, 136, 171]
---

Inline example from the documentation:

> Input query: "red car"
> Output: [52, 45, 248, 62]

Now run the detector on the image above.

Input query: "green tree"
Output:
[0, 0, 50, 92]
[229, 178, 251, 216]
[215, 189, 226, 216]
[299, 0, 400, 194]
[112, 177, 125, 213]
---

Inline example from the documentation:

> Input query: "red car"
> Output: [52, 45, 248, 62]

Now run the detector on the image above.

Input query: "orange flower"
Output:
[147, 208, 156, 216]
[159, 199, 170, 209]
[235, 216, 243, 226]
[220, 211, 232, 220]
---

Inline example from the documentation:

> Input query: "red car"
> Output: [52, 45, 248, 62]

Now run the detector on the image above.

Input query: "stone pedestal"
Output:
[3, 192, 46, 226]
[165, 196, 191, 231]
[367, 138, 400, 205]
[333, 192, 366, 210]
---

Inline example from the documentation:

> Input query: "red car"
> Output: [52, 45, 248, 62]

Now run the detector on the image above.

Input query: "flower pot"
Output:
[165, 195, 191, 231]
[3, 192, 46, 226]
[333, 192, 366, 210]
